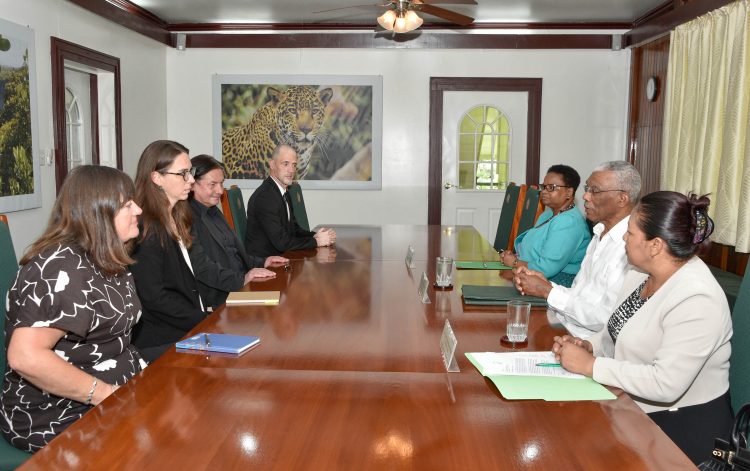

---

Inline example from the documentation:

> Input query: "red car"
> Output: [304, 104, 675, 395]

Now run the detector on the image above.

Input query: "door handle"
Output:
[444, 182, 456, 190]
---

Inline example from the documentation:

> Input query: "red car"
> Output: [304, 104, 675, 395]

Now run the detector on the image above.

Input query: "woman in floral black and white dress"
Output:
[0, 165, 147, 452]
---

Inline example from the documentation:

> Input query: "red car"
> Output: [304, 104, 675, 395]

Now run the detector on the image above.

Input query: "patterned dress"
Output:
[0, 244, 146, 452]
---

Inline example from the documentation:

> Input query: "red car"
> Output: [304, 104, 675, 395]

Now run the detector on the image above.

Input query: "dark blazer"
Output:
[130, 227, 207, 355]
[245, 177, 316, 257]
[190, 199, 265, 308]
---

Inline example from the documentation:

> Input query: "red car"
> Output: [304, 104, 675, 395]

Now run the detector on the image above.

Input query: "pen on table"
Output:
[535, 362, 561, 367]
[204, 333, 211, 348]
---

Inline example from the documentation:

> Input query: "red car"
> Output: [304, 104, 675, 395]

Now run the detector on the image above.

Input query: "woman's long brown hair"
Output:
[20, 165, 136, 276]
[133, 140, 193, 248]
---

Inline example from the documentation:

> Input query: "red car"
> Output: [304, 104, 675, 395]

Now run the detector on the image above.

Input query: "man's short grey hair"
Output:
[594, 160, 642, 205]
[271, 144, 296, 161]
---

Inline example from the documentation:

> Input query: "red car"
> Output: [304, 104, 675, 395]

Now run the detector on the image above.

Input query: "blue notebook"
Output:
[175, 333, 260, 355]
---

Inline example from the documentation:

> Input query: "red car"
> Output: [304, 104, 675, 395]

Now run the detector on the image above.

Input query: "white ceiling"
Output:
[128, 0, 665, 26]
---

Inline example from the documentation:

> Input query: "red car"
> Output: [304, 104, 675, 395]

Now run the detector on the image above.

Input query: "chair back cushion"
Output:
[731, 268, 750, 411]
[517, 186, 543, 236]
[493, 183, 520, 252]
[220, 188, 235, 232]
[288, 183, 310, 231]
[0, 216, 18, 376]
[226, 186, 247, 242]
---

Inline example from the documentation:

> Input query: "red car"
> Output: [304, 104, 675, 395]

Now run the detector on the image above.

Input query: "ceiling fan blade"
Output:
[418, 4, 474, 26]
[417, 0, 477, 5]
[313, 3, 389, 14]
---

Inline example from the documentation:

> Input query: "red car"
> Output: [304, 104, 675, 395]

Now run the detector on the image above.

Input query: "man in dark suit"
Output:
[245, 145, 336, 257]
[189, 155, 288, 308]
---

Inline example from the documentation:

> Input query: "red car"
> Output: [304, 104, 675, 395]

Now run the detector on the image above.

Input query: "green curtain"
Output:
[662, 0, 750, 251]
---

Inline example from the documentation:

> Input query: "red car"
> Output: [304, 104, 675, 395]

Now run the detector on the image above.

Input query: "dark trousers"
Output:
[648, 390, 733, 465]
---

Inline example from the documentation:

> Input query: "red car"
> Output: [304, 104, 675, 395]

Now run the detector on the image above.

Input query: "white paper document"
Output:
[471, 351, 585, 379]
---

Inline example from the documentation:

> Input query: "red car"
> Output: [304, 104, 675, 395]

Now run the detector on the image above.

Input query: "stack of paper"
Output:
[466, 351, 616, 401]
[226, 291, 280, 305]
[461, 285, 547, 306]
[176, 333, 260, 355]
[455, 261, 512, 270]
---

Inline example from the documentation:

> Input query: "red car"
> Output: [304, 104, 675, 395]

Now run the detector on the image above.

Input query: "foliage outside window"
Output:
[457, 105, 510, 190]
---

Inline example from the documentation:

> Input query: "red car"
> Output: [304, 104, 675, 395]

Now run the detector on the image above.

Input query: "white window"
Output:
[457, 105, 510, 190]
[65, 87, 86, 170]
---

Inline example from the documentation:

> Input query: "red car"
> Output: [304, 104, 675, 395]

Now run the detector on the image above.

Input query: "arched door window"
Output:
[64, 87, 86, 170]
[457, 105, 510, 190]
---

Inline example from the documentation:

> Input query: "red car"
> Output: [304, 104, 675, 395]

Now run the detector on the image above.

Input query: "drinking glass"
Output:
[435, 256, 453, 288]
[501, 300, 531, 348]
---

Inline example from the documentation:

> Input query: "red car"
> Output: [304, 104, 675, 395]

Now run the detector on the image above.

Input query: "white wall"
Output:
[165, 46, 631, 228]
[1, 0, 168, 259]
[0, 1, 632, 256]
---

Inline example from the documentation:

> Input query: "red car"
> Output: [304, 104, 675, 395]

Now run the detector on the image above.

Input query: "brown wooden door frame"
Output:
[428, 77, 542, 225]
[51, 37, 122, 192]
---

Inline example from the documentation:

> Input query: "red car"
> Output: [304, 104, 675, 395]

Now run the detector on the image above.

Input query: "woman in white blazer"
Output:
[552, 191, 733, 464]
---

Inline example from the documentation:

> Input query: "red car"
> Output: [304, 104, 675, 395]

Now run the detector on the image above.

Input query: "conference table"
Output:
[20, 225, 694, 470]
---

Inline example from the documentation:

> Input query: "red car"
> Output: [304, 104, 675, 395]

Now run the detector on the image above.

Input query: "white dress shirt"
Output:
[270, 177, 291, 220]
[547, 216, 631, 338]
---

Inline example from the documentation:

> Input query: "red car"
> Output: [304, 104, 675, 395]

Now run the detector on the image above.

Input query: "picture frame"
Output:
[213, 74, 382, 190]
[0, 18, 41, 212]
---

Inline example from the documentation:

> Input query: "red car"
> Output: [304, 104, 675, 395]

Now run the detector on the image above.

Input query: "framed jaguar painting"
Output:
[213, 74, 382, 190]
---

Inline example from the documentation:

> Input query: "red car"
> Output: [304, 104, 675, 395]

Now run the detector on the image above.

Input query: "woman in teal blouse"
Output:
[500, 165, 591, 287]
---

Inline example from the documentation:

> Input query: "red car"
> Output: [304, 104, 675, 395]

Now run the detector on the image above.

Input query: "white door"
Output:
[441, 91, 529, 242]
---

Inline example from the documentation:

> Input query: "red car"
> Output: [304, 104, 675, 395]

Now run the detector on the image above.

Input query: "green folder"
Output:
[455, 261, 512, 270]
[461, 285, 548, 306]
[465, 353, 616, 401]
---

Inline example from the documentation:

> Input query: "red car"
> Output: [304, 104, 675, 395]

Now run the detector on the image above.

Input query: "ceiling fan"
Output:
[316, 0, 477, 33]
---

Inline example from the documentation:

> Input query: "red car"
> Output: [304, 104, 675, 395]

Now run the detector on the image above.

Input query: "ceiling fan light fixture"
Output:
[404, 10, 423, 31]
[377, 10, 397, 31]
[392, 9, 422, 33]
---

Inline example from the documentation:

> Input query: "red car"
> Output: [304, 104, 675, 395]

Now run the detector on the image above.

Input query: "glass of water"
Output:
[501, 300, 531, 348]
[435, 257, 454, 288]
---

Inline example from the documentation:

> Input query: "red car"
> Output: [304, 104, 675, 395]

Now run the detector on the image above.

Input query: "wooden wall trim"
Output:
[185, 33, 614, 49]
[427, 77, 542, 225]
[65, 0, 171, 45]
[65, 1, 619, 49]
[51, 37, 123, 191]
[626, 35, 670, 197]
[89, 73, 100, 165]
[168, 22, 632, 32]
[623, 0, 736, 47]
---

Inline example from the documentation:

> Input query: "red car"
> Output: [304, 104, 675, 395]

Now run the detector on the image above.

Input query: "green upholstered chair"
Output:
[225, 186, 248, 243]
[287, 183, 310, 232]
[516, 186, 543, 236]
[730, 267, 750, 412]
[493, 183, 520, 252]
[0, 215, 31, 468]
[709, 265, 743, 312]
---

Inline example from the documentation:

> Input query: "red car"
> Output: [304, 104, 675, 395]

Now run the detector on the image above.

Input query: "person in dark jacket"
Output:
[189, 154, 287, 308]
[245, 145, 336, 258]
[130, 140, 275, 362]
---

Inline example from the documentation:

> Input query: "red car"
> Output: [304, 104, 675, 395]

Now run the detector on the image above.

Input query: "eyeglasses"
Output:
[161, 167, 197, 182]
[584, 185, 625, 195]
[538, 183, 570, 192]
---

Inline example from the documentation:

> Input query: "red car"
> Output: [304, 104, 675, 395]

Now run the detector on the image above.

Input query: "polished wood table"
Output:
[19, 225, 694, 470]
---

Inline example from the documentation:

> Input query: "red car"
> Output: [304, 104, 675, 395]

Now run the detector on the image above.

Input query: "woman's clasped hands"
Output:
[551, 335, 595, 377]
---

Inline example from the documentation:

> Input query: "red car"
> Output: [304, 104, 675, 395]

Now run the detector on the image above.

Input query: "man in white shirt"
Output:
[513, 161, 641, 338]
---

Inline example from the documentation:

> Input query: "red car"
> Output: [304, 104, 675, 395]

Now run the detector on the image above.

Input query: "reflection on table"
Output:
[19, 225, 693, 470]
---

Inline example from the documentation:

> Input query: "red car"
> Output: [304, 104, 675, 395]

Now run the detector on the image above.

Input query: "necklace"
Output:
[535, 203, 576, 229]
